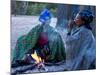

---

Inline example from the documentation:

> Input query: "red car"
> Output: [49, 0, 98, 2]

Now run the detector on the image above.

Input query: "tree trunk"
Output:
[11, 0, 17, 15]
[19, 1, 28, 15]
[11, 1, 29, 15]
[56, 4, 74, 28]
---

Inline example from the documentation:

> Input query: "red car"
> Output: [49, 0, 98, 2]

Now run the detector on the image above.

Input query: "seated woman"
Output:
[12, 9, 66, 66]
[65, 10, 96, 70]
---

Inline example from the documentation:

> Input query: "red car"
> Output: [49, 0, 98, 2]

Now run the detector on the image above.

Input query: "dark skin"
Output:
[74, 14, 85, 26]
[68, 14, 85, 33]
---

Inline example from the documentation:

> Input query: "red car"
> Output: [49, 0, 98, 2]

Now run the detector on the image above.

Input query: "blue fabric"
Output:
[79, 10, 94, 24]
[65, 26, 96, 70]
[79, 10, 93, 18]
[39, 9, 52, 23]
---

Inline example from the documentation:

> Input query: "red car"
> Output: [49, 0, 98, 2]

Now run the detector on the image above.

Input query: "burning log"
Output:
[11, 51, 48, 74]
[12, 50, 67, 74]
[11, 60, 67, 74]
[11, 64, 37, 75]
[31, 51, 48, 72]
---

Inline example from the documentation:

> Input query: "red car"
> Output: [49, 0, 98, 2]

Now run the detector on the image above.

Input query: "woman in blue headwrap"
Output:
[12, 9, 66, 65]
[65, 10, 96, 70]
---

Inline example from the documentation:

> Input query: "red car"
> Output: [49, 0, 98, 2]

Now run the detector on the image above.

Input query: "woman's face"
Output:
[44, 19, 51, 25]
[74, 14, 84, 26]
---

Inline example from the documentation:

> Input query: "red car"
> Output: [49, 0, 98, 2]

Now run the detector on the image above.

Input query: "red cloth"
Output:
[37, 32, 48, 47]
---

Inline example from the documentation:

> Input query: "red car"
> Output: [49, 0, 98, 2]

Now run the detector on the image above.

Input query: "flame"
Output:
[31, 51, 42, 64]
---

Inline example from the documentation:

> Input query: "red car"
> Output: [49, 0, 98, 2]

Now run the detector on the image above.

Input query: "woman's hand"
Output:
[67, 20, 75, 34]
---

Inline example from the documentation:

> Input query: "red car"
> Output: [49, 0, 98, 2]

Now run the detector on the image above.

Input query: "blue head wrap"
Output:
[39, 9, 52, 23]
[79, 10, 94, 24]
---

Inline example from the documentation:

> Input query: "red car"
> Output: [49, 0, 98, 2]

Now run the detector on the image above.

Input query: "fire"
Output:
[31, 51, 42, 64]
[31, 51, 48, 71]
